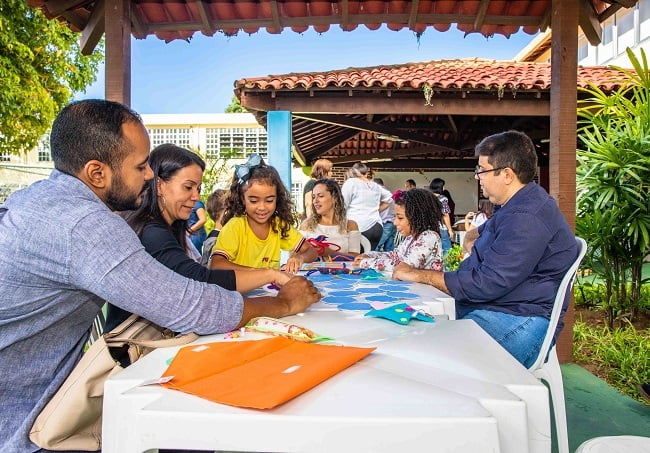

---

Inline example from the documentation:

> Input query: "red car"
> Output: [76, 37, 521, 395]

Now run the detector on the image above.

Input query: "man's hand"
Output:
[276, 276, 321, 315]
[393, 262, 450, 295]
[238, 276, 321, 328]
[463, 228, 479, 255]
[392, 262, 418, 282]
[270, 269, 292, 287]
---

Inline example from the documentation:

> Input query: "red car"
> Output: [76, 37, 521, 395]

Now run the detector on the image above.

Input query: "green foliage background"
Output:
[576, 48, 650, 326]
[0, 1, 103, 155]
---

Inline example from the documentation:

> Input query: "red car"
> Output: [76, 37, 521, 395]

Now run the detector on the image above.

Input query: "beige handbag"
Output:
[29, 314, 198, 451]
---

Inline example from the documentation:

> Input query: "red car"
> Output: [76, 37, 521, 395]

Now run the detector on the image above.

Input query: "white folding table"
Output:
[102, 280, 550, 453]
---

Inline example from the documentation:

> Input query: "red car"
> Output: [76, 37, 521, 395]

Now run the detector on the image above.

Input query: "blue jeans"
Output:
[377, 221, 397, 252]
[440, 228, 452, 255]
[460, 309, 549, 368]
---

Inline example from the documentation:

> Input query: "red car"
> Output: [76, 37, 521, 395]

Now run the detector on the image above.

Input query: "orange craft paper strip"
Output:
[161, 337, 374, 409]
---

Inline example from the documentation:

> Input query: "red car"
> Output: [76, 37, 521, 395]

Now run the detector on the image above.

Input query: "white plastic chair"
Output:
[359, 235, 372, 253]
[528, 236, 587, 453]
[575, 435, 650, 452]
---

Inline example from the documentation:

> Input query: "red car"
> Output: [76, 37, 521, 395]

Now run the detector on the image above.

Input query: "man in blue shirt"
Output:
[0, 99, 320, 452]
[394, 130, 577, 368]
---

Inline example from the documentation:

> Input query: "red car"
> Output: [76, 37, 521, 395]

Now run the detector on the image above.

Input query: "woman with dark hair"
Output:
[107, 144, 289, 330]
[299, 178, 361, 256]
[341, 162, 392, 250]
[353, 188, 443, 272]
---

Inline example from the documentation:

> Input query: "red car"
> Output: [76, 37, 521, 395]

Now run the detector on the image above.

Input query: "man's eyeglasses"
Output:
[474, 165, 506, 178]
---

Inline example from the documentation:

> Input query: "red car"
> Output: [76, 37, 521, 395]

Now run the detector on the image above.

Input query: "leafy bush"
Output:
[443, 244, 464, 271]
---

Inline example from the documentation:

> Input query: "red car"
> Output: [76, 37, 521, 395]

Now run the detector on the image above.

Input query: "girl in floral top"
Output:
[354, 188, 443, 273]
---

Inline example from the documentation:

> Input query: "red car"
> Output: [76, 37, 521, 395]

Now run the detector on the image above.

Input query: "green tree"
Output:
[576, 47, 650, 326]
[225, 95, 247, 113]
[0, 1, 103, 155]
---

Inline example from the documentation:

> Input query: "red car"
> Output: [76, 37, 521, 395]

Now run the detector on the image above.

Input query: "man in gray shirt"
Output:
[0, 99, 320, 452]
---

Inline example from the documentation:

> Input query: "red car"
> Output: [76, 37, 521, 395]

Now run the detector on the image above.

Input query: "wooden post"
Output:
[105, 0, 131, 106]
[550, 0, 579, 363]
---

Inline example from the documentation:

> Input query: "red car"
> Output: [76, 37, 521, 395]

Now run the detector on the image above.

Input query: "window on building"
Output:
[0, 153, 10, 162]
[640, 0, 650, 40]
[578, 42, 589, 62]
[148, 128, 192, 148]
[617, 9, 635, 50]
[291, 182, 303, 214]
[37, 134, 52, 162]
[598, 19, 615, 64]
[205, 127, 268, 159]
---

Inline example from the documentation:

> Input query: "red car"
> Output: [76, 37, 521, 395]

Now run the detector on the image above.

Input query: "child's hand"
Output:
[283, 256, 304, 274]
[353, 254, 367, 267]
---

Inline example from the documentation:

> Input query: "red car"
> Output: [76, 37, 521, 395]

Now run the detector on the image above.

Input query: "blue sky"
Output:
[78, 25, 537, 114]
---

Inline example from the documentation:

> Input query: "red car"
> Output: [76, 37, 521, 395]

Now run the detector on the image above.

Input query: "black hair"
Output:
[475, 130, 538, 183]
[395, 188, 442, 240]
[50, 99, 143, 175]
[121, 143, 205, 251]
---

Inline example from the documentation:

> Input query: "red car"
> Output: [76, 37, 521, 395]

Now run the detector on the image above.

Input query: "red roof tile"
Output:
[236, 58, 628, 93]
[27, 1, 635, 45]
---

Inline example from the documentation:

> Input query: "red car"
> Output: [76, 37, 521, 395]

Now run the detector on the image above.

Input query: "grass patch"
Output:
[573, 320, 650, 403]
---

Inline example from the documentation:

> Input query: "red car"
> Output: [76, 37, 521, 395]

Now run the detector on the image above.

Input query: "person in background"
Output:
[428, 178, 454, 255]
[354, 188, 443, 273]
[299, 178, 361, 256]
[303, 158, 333, 219]
[0, 100, 320, 452]
[200, 188, 227, 266]
[404, 179, 417, 190]
[438, 177, 456, 221]
[341, 162, 392, 251]
[374, 177, 396, 252]
[211, 154, 319, 274]
[188, 198, 207, 254]
[464, 198, 494, 231]
[393, 130, 577, 368]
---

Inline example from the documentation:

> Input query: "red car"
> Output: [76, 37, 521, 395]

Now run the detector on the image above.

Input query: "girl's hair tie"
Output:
[235, 153, 263, 184]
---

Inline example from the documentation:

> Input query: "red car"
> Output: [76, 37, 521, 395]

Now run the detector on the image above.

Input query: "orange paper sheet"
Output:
[161, 337, 375, 409]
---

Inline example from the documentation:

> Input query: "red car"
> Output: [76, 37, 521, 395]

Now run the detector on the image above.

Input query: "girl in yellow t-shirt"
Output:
[210, 154, 318, 274]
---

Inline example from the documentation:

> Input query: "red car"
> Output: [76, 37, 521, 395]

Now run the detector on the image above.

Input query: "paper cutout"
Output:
[366, 295, 399, 302]
[364, 303, 435, 325]
[338, 302, 373, 311]
[385, 291, 419, 299]
[161, 337, 375, 409]
[322, 296, 356, 305]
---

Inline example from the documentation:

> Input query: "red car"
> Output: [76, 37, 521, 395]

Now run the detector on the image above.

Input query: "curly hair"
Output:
[222, 158, 297, 239]
[302, 178, 348, 234]
[395, 188, 442, 240]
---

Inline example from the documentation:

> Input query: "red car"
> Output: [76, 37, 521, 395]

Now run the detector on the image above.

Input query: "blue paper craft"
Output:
[338, 302, 373, 311]
[380, 284, 413, 292]
[355, 287, 384, 294]
[322, 296, 356, 305]
[364, 303, 434, 325]
[328, 290, 358, 297]
[366, 295, 399, 302]
[386, 291, 419, 299]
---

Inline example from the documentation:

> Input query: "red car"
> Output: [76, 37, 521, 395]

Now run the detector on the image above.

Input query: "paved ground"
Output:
[561, 364, 650, 452]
